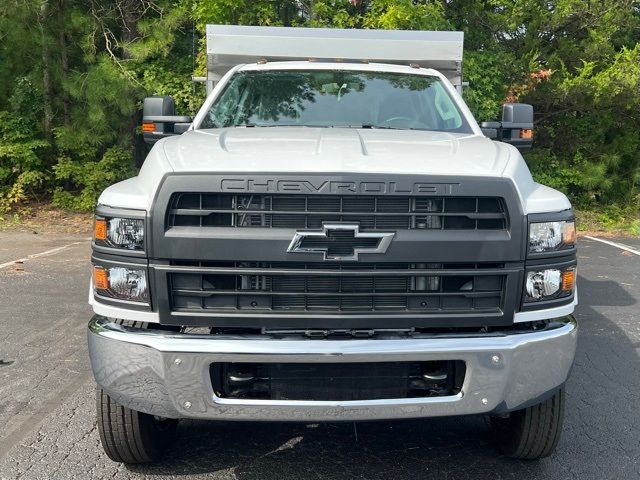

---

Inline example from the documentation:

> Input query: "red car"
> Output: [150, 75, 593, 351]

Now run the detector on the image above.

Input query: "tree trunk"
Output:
[119, 0, 139, 60]
[58, 0, 70, 126]
[117, 0, 142, 153]
[38, 1, 54, 139]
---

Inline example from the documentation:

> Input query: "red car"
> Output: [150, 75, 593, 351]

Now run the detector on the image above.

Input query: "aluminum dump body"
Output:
[205, 25, 464, 92]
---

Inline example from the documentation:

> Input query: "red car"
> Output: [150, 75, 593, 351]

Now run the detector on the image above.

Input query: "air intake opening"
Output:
[211, 360, 466, 401]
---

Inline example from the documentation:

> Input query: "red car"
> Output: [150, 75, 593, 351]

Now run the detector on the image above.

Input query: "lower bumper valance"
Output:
[88, 315, 577, 421]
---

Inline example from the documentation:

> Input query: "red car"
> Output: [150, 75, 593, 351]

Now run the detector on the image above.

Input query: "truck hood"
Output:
[98, 126, 572, 215]
[162, 127, 509, 177]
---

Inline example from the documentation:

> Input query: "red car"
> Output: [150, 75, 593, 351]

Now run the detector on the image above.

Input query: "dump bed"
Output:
[205, 25, 464, 93]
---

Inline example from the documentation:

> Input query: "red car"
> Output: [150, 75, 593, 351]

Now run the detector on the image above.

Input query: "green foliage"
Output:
[0, 112, 49, 213]
[9, 78, 44, 124]
[53, 147, 136, 211]
[55, 55, 140, 156]
[0, 0, 638, 223]
[462, 50, 518, 121]
[524, 44, 640, 206]
[362, 0, 450, 30]
[309, 0, 451, 29]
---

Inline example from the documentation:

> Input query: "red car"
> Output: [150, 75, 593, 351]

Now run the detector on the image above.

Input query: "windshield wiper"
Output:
[236, 123, 327, 128]
[358, 124, 428, 131]
[360, 124, 395, 130]
[334, 124, 409, 130]
[234, 123, 423, 130]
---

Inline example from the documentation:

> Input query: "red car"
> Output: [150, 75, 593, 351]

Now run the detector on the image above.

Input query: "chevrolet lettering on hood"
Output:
[220, 178, 461, 195]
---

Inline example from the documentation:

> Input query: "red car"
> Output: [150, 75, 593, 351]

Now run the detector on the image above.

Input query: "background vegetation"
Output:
[0, 0, 638, 231]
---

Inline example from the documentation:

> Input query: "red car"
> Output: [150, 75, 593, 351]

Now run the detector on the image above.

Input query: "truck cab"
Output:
[88, 26, 577, 464]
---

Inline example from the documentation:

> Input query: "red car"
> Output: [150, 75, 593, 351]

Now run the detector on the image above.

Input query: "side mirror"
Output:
[480, 121, 501, 139]
[481, 103, 534, 150]
[142, 96, 192, 145]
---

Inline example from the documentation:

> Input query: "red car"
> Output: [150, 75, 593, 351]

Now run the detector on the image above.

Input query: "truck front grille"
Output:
[167, 193, 507, 230]
[168, 262, 505, 314]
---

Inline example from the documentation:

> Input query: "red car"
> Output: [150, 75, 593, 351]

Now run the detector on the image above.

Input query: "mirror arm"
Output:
[480, 127, 498, 139]
[143, 115, 192, 123]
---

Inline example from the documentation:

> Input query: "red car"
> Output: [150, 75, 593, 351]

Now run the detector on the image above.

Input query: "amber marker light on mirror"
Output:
[520, 129, 534, 139]
[93, 266, 109, 290]
[142, 122, 156, 133]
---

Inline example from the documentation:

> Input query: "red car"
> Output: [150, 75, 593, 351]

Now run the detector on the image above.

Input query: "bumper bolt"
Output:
[184, 401, 192, 409]
[491, 355, 500, 365]
[174, 358, 182, 366]
[481, 398, 488, 405]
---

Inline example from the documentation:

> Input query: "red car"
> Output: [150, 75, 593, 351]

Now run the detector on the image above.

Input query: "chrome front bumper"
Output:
[88, 315, 577, 421]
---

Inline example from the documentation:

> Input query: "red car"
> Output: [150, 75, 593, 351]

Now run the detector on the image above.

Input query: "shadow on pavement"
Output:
[128, 274, 639, 480]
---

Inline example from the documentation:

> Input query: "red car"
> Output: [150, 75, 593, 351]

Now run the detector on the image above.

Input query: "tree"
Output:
[0, 0, 638, 214]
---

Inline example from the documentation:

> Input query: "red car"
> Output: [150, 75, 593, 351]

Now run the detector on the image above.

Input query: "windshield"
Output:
[200, 69, 472, 133]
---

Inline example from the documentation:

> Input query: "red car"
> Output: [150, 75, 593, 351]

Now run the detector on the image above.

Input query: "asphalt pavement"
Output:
[0, 232, 638, 480]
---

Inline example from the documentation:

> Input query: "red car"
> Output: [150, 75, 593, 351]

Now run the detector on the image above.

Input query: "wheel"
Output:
[490, 387, 565, 460]
[96, 388, 177, 464]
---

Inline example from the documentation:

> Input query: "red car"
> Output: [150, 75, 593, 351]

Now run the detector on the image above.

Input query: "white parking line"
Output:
[584, 236, 640, 256]
[0, 241, 89, 270]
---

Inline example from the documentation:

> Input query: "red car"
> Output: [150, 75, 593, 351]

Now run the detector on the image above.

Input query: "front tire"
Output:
[491, 387, 565, 460]
[96, 388, 177, 464]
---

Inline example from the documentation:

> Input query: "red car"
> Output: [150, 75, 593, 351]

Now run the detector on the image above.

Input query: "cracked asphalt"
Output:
[0, 231, 638, 479]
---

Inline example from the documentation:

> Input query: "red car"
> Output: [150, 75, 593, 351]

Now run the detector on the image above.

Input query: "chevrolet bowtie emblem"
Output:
[287, 223, 395, 261]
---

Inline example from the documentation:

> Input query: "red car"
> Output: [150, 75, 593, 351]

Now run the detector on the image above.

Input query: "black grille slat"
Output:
[172, 289, 502, 299]
[308, 196, 341, 211]
[168, 262, 505, 314]
[272, 296, 306, 310]
[168, 194, 507, 231]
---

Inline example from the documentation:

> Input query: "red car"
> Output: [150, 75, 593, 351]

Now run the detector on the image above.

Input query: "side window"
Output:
[432, 83, 463, 129]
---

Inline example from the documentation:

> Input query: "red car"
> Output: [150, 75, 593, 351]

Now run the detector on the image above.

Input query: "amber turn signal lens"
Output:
[520, 129, 534, 139]
[142, 122, 156, 132]
[563, 222, 576, 245]
[94, 218, 107, 240]
[93, 266, 109, 290]
[561, 269, 575, 292]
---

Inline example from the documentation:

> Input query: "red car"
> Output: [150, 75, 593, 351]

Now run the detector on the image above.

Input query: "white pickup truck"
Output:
[88, 26, 577, 463]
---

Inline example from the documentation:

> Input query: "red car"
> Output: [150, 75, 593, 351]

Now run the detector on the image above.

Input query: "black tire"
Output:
[96, 388, 177, 464]
[491, 387, 565, 460]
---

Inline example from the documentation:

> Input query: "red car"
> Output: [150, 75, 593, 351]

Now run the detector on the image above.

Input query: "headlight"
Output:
[524, 267, 575, 302]
[93, 265, 149, 303]
[95, 217, 144, 251]
[529, 221, 575, 253]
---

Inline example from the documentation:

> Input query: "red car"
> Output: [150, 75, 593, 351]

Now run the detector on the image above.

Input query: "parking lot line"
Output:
[584, 236, 640, 256]
[0, 240, 89, 270]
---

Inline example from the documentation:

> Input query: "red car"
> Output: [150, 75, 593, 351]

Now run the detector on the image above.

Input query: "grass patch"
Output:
[576, 207, 640, 237]
[0, 202, 92, 234]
